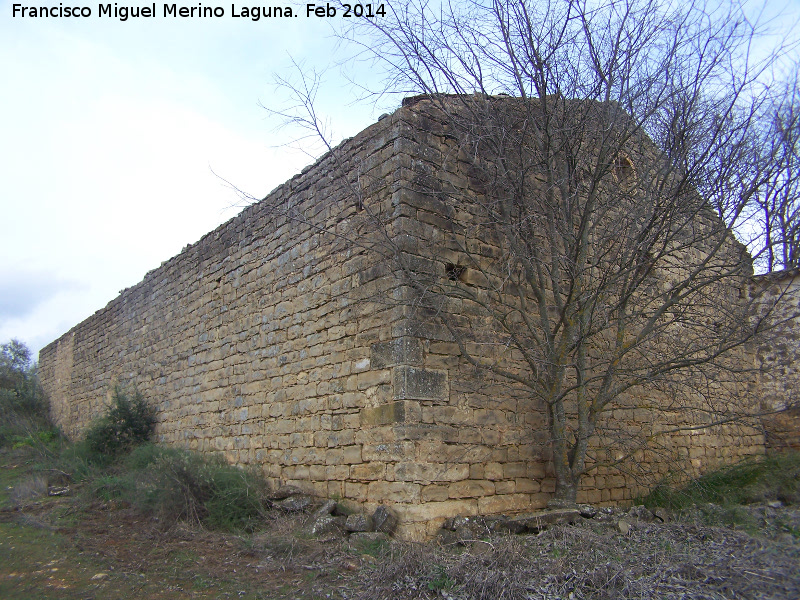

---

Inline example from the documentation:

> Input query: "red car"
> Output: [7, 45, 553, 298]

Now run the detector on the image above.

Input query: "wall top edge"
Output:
[39, 104, 419, 358]
[752, 268, 800, 283]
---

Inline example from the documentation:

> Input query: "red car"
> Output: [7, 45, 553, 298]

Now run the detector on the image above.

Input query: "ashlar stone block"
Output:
[370, 337, 423, 368]
[393, 365, 449, 402]
[360, 400, 421, 427]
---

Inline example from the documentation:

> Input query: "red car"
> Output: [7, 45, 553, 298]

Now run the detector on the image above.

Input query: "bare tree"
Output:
[751, 76, 800, 272]
[271, 0, 799, 505]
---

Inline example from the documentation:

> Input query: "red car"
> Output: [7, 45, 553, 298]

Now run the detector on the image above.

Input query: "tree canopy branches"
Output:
[272, 0, 799, 503]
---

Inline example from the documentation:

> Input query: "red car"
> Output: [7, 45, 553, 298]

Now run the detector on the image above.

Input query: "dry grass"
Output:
[4, 442, 799, 600]
[3, 478, 799, 599]
[353, 515, 800, 600]
[9, 475, 49, 506]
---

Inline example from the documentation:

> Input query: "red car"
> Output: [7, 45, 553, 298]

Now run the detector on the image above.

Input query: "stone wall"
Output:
[40, 112, 407, 492]
[753, 269, 800, 450]
[370, 98, 764, 537]
[40, 98, 768, 540]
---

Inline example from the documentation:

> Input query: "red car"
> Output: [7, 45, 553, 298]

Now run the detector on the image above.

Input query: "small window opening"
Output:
[445, 263, 466, 282]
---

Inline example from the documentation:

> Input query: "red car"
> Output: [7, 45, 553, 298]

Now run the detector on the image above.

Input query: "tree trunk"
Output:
[548, 473, 579, 508]
[548, 399, 581, 508]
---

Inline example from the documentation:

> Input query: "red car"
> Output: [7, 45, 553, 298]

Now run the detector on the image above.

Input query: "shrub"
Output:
[118, 444, 269, 531]
[0, 339, 52, 450]
[124, 440, 172, 469]
[92, 475, 134, 502]
[10, 428, 60, 450]
[84, 386, 155, 456]
[55, 439, 115, 481]
[203, 465, 268, 531]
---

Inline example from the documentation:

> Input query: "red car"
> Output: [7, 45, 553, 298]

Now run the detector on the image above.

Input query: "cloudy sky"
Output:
[1, 1, 799, 359]
[1, 2, 391, 356]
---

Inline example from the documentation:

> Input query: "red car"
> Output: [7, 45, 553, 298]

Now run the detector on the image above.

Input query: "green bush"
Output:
[117, 444, 269, 531]
[56, 439, 115, 481]
[0, 382, 47, 417]
[0, 339, 52, 450]
[203, 466, 268, 531]
[92, 475, 134, 502]
[124, 440, 172, 469]
[11, 428, 60, 450]
[84, 386, 155, 456]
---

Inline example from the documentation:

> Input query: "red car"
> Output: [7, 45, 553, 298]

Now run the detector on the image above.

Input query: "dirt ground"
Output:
[0, 494, 363, 599]
[2, 455, 799, 600]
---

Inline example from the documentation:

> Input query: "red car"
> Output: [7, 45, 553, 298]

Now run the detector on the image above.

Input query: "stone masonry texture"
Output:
[39, 97, 791, 540]
[752, 269, 800, 451]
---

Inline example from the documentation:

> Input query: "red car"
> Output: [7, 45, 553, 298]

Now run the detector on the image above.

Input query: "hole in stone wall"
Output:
[445, 263, 466, 282]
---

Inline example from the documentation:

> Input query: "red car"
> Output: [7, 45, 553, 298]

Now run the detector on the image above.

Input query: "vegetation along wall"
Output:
[40, 97, 776, 539]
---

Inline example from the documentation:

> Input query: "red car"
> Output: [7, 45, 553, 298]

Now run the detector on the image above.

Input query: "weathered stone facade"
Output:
[753, 269, 800, 451]
[40, 98, 771, 539]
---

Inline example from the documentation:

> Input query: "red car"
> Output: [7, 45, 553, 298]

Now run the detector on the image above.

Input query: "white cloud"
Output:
[0, 9, 389, 356]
